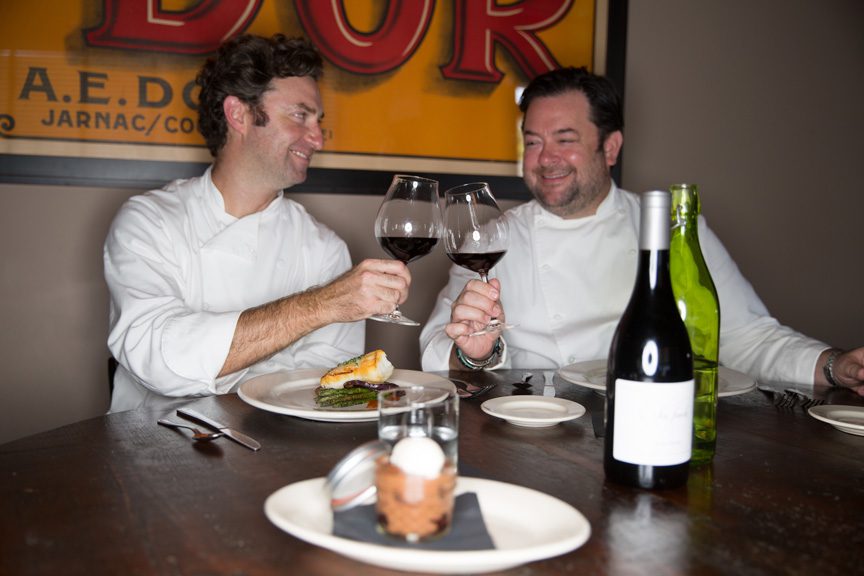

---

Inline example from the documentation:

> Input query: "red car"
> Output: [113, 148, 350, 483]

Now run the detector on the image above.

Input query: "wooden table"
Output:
[2, 370, 862, 575]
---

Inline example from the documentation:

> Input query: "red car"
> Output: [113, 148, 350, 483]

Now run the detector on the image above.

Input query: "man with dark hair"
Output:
[104, 34, 411, 411]
[420, 66, 864, 393]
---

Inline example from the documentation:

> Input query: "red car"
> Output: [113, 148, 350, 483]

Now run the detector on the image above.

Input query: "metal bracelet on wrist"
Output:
[823, 349, 843, 387]
[455, 338, 501, 371]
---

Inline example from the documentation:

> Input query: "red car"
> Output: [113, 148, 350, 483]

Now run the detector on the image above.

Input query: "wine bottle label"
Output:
[613, 378, 694, 465]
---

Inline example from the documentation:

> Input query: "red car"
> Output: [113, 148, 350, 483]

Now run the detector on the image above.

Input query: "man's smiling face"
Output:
[246, 75, 324, 190]
[521, 90, 620, 219]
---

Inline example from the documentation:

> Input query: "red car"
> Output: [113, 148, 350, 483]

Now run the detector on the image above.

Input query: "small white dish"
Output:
[480, 396, 586, 428]
[556, 359, 757, 397]
[265, 477, 590, 574]
[808, 405, 864, 436]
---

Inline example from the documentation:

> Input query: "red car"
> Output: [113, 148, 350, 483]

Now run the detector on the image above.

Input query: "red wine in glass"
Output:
[371, 175, 441, 326]
[446, 251, 506, 277]
[443, 182, 513, 336]
[378, 237, 438, 264]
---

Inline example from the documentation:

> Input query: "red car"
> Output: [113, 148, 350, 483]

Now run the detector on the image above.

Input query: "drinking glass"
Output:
[376, 386, 459, 541]
[442, 182, 512, 336]
[371, 175, 441, 326]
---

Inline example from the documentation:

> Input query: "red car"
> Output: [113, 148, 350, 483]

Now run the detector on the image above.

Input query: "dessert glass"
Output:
[376, 386, 460, 541]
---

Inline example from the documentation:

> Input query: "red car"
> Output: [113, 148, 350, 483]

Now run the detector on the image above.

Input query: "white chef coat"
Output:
[420, 183, 827, 386]
[104, 167, 363, 412]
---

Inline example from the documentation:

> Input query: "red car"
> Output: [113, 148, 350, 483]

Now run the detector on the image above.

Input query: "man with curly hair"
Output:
[104, 34, 410, 411]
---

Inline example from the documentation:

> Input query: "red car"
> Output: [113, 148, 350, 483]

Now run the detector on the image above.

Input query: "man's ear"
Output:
[603, 130, 624, 167]
[223, 95, 249, 134]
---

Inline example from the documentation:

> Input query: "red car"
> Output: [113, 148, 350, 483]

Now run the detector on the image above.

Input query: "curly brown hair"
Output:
[196, 34, 323, 156]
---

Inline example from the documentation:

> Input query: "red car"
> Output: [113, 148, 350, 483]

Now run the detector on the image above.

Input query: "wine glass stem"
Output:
[478, 273, 501, 326]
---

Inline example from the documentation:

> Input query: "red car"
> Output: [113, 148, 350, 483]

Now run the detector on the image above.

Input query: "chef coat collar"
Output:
[203, 166, 285, 225]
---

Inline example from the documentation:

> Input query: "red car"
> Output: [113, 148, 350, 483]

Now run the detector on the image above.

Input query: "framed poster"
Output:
[0, 0, 627, 197]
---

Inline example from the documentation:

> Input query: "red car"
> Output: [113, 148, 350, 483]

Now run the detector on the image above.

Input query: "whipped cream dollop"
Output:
[389, 437, 445, 479]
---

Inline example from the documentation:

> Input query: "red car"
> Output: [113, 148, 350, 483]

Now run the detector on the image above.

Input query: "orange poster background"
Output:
[0, 1, 604, 177]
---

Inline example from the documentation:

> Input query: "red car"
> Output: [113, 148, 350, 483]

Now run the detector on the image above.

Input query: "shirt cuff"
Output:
[162, 310, 240, 386]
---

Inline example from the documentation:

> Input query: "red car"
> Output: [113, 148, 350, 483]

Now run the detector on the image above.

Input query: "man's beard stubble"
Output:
[528, 155, 611, 219]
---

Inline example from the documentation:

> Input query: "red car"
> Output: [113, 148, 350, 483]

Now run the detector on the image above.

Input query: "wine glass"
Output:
[442, 182, 512, 336]
[371, 174, 441, 326]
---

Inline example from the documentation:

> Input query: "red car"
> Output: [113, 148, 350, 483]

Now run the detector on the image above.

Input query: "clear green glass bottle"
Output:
[669, 184, 720, 464]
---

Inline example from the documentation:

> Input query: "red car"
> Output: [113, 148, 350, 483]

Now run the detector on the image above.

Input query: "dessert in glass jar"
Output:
[375, 436, 457, 541]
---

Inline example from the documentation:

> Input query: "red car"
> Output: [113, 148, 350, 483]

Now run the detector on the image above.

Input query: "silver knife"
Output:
[177, 408, 261, 451]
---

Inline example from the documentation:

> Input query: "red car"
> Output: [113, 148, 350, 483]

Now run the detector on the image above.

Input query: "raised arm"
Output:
[219, 258, 410, 376]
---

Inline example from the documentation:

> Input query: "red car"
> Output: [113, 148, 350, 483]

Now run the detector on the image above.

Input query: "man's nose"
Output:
[538, 144, 557, 166]
[307, 124, 324, 151]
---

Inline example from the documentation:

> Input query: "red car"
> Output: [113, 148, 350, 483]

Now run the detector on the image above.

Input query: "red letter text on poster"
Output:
[85, 0, 263, 54]
[441, 0, 572, 82]
[294, 0, 435, 74]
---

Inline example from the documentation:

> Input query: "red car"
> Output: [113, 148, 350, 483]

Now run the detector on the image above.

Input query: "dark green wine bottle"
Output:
[605, 191, 694, 490]
[670, 184, 720, 464]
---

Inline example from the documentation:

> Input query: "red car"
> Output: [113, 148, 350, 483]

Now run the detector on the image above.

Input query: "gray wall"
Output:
[1, 0, 861, 444]
[621, 0, 863, 351]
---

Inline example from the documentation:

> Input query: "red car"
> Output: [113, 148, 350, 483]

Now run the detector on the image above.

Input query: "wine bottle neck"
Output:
[637, 248, 673, 291]
[640, 190, 671, 251]
[670, 184, 701, 216]
[671, 218, 699, 241]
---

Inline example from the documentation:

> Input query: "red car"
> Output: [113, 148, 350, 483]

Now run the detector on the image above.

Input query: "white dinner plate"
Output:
[238, 369, 455, 422]
[480, 397, 586, 428]
[264, 477, 591, 574]
[808, 405, 864, 436]
[556, 359, 757, 397]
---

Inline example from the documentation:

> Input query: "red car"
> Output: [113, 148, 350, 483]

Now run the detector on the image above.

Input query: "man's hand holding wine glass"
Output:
[444, 277, 507, 360]
[370, 174, 441, 326]
[316, 258, 412, 324]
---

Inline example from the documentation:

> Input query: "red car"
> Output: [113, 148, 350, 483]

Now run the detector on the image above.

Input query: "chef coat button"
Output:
[568, 355, 577, 363]
[553, 314, 562, 321]
[542, 264, 551, 271]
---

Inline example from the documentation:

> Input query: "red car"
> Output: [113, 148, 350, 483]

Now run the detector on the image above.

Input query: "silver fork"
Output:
[784, 389, 825, 410]
[758, 386, 798, 409]
[451, 379, 496, 399]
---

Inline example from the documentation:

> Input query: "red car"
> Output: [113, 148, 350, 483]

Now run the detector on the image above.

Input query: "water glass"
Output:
[377, 386, 459, 464]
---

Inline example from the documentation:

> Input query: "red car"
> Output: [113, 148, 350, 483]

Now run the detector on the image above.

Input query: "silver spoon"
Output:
[157, 418, 224, 441]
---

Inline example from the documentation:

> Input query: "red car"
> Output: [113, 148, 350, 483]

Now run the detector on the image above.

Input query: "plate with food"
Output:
[556, 359, 757, 397]
[265, 476, 591, 573]
[238, 350, 455, 422]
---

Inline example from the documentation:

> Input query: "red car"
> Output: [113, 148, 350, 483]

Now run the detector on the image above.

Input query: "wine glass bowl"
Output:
[442, 182, 512, 336]
[371, 174, 441, 326]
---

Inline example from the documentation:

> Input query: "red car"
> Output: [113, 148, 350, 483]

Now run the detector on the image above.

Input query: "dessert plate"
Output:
[557, 360, 756, 397]
[808, 405, 864, 436]
[480, 396, 585, 428]
[265, 476, 590, 574]
[239, 369, 454, 422]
